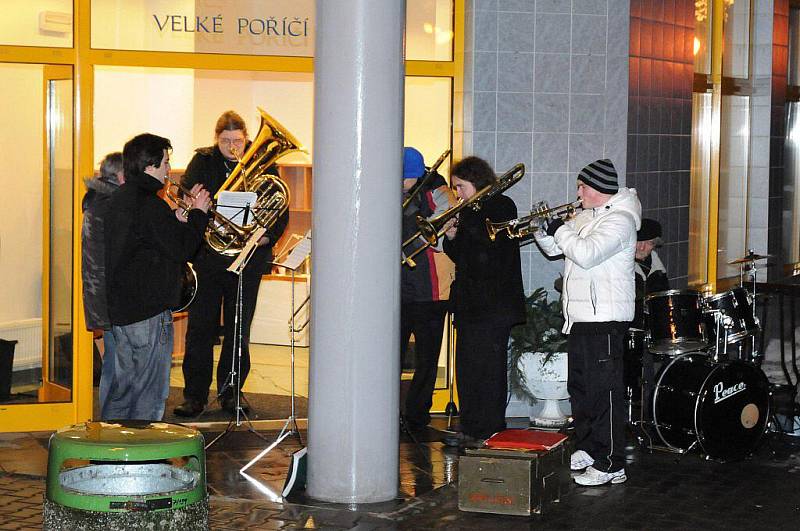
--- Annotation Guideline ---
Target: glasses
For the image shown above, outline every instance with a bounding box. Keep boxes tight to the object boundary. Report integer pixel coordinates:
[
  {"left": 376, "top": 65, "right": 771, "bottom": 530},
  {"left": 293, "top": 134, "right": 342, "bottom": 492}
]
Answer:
[{"left": 219, "top": 137, "right": 245, "bottom": 147}]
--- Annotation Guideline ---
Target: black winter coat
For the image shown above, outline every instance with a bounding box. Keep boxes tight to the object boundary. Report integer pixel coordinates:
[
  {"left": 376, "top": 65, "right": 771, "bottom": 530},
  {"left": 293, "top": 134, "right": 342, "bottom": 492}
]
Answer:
[
  {"left": 81, "top": 177, "right": 120, "bottom": 330},
  {"left": 181, "top": 145, "right": 289, "bottom": 279},
  {"left": 105, "top": 170, "right": 208, "bottom": 325},
  {"left": 443, "top": 194, "right": 526, "bottom": 327}
]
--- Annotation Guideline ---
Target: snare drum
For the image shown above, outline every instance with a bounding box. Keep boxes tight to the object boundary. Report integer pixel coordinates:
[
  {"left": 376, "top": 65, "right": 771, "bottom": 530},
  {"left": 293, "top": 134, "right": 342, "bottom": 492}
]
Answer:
[
  {"left": 652, "top": 352, "right": 770, "bottom": 460},
  {"left": 645, "top": 290, "right": 708, "bottom": 354},
  {"left": 703, "top": 287, "right": 760, "bottom": 344}
]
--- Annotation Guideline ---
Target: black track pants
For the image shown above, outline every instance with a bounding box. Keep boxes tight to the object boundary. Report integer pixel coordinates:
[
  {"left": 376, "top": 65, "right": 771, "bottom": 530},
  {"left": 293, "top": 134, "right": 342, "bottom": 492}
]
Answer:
[{"left": 568, "top": 321, "right": 629, "bottom": 473}]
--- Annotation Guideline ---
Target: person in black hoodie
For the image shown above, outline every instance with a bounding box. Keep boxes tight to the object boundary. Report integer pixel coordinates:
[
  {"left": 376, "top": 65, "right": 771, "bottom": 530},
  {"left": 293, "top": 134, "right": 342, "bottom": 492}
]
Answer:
[
  {"left": 442, "top": 156, "right": 526, "bottom": 446},
  {"left": 104, "top": 133, "right": 210, "bottom": 421},
  {"left": 174, "top": 111, "right": 289, "bottom": 417}
]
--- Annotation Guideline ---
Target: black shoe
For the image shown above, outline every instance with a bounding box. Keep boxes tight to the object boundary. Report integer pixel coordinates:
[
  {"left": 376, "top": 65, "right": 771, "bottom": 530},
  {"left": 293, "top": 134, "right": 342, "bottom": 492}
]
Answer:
[
  {"left": 443, "top": 432, "right": 484, "bottom": 449},
  {"left": 173, "top": 399, "right": 206, "bottom": 417},
  {"left": 221, "top": 396, "right": 250, "bottom": 415}
]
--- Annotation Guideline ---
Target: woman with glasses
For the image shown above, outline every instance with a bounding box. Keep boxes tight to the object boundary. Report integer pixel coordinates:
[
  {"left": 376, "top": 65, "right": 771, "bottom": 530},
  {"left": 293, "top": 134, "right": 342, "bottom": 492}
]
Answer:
[{"left": 174, "top": 110, "right": 289, "bottom": 418}]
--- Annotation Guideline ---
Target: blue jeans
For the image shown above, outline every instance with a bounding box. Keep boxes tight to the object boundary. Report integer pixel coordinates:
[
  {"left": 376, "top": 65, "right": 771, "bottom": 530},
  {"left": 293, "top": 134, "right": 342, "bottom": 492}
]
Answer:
[
  {"left": 98, "top": 330, "right": 116, "bottom": 420},
  {"left": 105, "top": 310, "right": 173, "bottom": 421}
]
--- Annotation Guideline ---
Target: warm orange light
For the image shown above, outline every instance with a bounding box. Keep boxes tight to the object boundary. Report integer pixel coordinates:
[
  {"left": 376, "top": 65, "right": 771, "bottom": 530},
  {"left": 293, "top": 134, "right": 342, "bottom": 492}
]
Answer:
[{"left": 693, "top": 37, "right": 701, "bottom": 56}]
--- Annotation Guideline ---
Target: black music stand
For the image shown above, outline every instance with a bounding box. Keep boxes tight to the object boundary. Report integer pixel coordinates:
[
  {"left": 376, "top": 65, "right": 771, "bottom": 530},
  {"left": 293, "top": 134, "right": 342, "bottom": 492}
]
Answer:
[
  {"left": 240, "top": 232, "right": 310, "bottom": 473},
  {"left": 204, "top": 224, "right": 269, "bottom": 449}
]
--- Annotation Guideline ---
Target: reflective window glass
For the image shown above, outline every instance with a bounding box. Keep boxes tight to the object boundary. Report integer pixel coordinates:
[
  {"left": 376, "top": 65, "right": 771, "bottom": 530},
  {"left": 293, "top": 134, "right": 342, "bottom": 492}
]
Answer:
[
  {"left": 717, "top": 94, "right": 751, "bottom": 281},
  {"left": 91, "top": 0, "right": 454, "bottom": 61},
  {"left": 406, "top": 0, "right": 454, "bottom": 61},
  {"left": 694, "top": 2, "right": 712, "bottom": 75},
  {"left": 0, "top": 63, "right": 74, "bottom": 405},
  {"left": 91, "top": 0, "right": 315, "bottom": 56},
  {"left": 722, "top": 0, "right": 751, "bottom": 79},
  {"left": 789, "top": 8, "right": 800, "bottom": 86},
  {"left": 0, "top": 1, "right": 73, "bottom": 48}
]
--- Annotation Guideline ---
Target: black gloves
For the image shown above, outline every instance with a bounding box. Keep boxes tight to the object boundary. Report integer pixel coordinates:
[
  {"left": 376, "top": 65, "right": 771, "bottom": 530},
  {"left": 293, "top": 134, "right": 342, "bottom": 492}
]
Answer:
[{"left": 545, "top": 218, "right": 564, "bottom": 237}]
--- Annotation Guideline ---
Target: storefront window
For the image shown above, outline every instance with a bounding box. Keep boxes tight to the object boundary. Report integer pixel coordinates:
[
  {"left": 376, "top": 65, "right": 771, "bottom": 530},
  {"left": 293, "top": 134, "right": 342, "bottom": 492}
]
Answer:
[
  {"left": 722, "top": 0, "right": 751, "bottom": 79},
  {"left": 0, "top": 1, "right": 73, "bottom": 48},
  {"left": 406, "top": 0, "right": 454, "bottom": 61},
  {"left": 694, "top": 1, "right": 712, "bottom": 75},
  {"left": 91, "top": 0, "right": 454, "bottom": 61},
  {"left": 717, "top": 94, "right": 751, "bottom": 280},
  {"left": 91, "top": 0, "right": 314, "bottom": 56},
  {"left": 404, "top": 76, "right": 453, "bottom": 179}
]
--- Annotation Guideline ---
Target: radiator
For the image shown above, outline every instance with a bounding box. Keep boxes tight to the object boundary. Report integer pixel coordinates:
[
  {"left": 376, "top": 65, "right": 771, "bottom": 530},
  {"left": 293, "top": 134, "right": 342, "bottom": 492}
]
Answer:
[{"left": 0, "top": 318, "right": 42, "bottom": 371}]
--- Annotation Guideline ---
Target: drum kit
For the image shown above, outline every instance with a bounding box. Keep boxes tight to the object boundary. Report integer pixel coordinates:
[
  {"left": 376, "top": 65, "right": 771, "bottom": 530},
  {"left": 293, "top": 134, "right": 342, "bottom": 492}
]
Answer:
[{"left": 626, "top": 251, "right": 773, "bottom": 461}]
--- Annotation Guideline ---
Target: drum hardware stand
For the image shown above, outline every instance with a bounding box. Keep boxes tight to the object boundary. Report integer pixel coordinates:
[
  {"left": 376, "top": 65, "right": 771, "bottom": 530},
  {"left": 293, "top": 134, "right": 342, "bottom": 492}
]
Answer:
[
  {"left": 206, "top": 226, "right": 270, "bottom": 450},
  {"left": 240, "top": 234, "right": 311, "bottom": 473},
  {"left": 444, "top": 314, "right": 459, "bottom": 429},
  {"left": 735, "top": 251, "right": 767, "bottom": 365},
  {"left": 707, "top": 308, "right": 731, "bottom": 362}
]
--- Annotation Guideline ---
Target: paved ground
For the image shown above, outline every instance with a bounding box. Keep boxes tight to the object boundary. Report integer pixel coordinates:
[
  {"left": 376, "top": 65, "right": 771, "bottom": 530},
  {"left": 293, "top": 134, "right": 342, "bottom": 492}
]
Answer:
[{"left": 2, "top": 419, "right": 800, "bottom": 530}]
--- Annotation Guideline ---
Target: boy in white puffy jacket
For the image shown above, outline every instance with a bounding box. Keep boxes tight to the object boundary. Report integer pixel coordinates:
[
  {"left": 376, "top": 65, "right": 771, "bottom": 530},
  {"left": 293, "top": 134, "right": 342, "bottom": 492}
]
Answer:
[{"left": 534, "top": 158, "right": 641, "bottom": 486}]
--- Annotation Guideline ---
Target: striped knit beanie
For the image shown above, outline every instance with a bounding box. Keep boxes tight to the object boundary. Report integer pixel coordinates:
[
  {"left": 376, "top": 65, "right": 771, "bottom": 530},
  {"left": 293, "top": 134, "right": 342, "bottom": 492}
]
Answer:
[{"left": 577, "top": 159, "right": 618, "bottom": 194}]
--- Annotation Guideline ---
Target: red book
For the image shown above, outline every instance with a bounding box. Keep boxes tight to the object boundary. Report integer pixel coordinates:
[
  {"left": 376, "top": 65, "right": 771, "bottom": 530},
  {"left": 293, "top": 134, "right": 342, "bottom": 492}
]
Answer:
[{"left": 484, "top": 429, "right": 568, "bottom": 451}]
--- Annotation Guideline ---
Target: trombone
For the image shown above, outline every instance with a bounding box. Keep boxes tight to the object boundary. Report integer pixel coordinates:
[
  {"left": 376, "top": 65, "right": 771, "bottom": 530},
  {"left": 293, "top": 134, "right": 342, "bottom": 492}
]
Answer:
[
  {"left": 401, "top": 163, "right": 525, "bottom": 268},
  {"left": 486, "top": 200, "right": 582, "bottom": 241},
  {"left": 402, "top": 148, "right": 451, "bottom": 210}
]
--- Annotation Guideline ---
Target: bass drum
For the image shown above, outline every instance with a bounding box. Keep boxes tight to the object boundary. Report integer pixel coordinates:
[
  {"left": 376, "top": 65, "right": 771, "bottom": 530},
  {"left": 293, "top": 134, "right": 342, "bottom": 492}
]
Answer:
[{"left": 652, "top": 352, "right": 770, "bottom": 460}]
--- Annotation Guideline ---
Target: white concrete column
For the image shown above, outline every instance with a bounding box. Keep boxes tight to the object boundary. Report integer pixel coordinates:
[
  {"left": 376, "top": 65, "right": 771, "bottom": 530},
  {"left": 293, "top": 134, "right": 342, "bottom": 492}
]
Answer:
[{"left": 306, "top": 0, "right": 405, "bottom": 503}]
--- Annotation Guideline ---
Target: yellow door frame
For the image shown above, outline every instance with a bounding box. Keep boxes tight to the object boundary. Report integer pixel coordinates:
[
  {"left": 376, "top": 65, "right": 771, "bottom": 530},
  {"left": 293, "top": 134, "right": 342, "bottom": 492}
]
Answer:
[{"left": 0, "top": 0, "right": 465, "bottom": 431}]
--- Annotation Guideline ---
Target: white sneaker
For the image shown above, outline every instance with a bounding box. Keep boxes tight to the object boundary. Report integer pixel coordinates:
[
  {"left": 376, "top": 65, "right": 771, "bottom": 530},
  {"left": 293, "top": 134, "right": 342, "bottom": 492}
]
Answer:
[
  {"left": 570, "top": 450, "right": 595, "bottom": 471},
  {"left": 573, "top": 466, "right": 627, "bottom": 486}
]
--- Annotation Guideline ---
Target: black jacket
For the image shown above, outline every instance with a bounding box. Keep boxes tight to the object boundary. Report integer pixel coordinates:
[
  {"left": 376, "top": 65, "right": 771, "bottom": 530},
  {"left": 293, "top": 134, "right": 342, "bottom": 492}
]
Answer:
[
  {"left": 181, "top": 145, "right": 289, "bottom": 279},
  {"left": 443, "top": 194, "right": 526, "bottom": 327},
  {"left": 82, "top": 176, "right": 120, "bottom": 330},
  {"left": 105, "top": 170, "right": 208, "bottom": 325}
]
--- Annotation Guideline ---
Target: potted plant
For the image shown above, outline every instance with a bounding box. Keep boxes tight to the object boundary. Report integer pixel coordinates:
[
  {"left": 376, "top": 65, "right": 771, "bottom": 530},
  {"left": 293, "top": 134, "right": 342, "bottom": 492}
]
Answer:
[{"left": 507, "top": 287, "right": 569, "bottom": 428}]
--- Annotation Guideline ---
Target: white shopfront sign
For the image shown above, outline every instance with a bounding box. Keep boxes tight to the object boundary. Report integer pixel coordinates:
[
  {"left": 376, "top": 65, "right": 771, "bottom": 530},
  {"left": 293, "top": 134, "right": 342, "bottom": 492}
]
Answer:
[{"left": 91, "top": 0, "right": 315, "bottom": 57}]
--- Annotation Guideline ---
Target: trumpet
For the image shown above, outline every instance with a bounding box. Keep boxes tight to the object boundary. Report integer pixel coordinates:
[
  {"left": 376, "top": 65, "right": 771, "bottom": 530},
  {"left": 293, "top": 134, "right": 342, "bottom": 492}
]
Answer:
[
  {"left": 402, "top": 163, "right": 525, "bottom": 267},
  {"left": 164, "top": 177, "right": 250, "bottom": 246},
  {"left": 486, "top": 200, "right": 582, "bottom": 241}
]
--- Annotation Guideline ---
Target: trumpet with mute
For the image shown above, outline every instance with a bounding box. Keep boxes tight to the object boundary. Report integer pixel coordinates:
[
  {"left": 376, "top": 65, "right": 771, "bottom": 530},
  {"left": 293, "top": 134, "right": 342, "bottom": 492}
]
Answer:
[
  {"left": 401, "top": 162, "right": 525, "bottom": 268},
  {"left": 486, "top": 200, "right": 582, "bottom": 241}
]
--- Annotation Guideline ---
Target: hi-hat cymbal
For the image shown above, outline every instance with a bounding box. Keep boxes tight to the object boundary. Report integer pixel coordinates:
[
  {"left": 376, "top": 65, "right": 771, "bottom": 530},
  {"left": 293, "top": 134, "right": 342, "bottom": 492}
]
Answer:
[{"left": 728, "top": 251, "right": 772, "bottom": 265}]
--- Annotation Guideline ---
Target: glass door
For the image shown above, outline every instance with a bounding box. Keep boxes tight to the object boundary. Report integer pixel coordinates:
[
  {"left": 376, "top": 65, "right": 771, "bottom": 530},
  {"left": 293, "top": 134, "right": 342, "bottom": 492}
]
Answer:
[
  {"left": 42, "top": 67, "right": 74, "bottom": 402},
  {"left": 0, "top": 63, "right": 75, "bottom": 425}
]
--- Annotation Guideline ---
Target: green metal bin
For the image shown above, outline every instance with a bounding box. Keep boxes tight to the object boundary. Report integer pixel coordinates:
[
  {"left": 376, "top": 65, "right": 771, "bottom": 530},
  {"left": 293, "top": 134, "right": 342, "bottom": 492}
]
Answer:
[{"left": 43, "top": 420, "right": 208, "bottom": 530}]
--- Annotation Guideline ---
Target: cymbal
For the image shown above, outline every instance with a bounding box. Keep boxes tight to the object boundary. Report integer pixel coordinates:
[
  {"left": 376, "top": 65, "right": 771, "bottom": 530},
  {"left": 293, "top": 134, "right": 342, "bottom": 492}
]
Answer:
[{"left": 728, "top": 252, "right": 772, "bottom": 265}]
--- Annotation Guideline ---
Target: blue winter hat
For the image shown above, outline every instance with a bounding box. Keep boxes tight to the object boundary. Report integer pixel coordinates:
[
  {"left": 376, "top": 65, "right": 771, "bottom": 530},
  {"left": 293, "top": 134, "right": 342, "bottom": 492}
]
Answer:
[{"left": 403, "top": 147, "right": 426, "bottom": 179}]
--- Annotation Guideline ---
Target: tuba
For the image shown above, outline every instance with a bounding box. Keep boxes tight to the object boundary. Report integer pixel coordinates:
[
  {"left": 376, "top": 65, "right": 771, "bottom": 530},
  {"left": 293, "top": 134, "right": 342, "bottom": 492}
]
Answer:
[{"left": 206, "top": 107, "right": 306, "bottom": 256}]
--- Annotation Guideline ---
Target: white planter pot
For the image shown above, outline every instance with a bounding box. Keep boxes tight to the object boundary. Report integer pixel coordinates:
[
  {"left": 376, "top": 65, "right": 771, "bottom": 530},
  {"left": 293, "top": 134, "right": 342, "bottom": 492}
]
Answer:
[{"left": 518, "top": 351, "right": 569, "bottom": 428}]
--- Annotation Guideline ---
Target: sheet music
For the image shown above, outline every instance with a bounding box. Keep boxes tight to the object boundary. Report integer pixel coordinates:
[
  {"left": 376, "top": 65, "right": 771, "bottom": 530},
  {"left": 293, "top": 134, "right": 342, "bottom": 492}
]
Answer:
[
  {"left": 278, "top": 231, "right": 311, "bottom": 271},
  {"left": 217, "top": 191, "right": 258, "bottom": 225}
]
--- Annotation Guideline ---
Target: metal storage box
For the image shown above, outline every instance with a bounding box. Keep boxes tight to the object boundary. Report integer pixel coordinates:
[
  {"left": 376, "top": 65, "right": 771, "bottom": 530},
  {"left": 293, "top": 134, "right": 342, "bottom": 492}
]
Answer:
[{"left": 458, "top": 445, "right": 569, "bottom": 516}]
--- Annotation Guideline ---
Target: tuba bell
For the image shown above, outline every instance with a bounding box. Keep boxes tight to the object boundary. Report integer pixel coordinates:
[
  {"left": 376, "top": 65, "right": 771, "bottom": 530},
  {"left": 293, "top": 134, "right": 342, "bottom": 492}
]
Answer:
[{"left": 205, "top": 107, "right": 306, "bottom": 256}]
